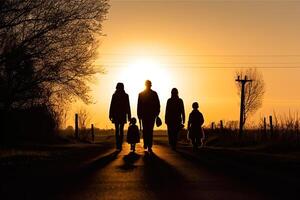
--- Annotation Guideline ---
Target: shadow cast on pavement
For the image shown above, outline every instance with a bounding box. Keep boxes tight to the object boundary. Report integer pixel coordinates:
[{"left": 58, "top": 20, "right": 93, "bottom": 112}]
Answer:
[
  {"left": 118, "top": 152, "right": 141, "bottom": 170},
  {"left": 142, "top": 151, "right": 193, "bottom": 200},
  {"left": 175, "top": 146, "right": 300, "bottom": 200}
]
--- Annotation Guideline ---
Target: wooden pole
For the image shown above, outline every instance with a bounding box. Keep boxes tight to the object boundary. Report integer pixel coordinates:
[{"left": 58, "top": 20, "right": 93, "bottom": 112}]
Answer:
[
  {"left": 75, "top": 113, "right": 79, "bottom": 139},
  {"left": 220, "top": 120, "right": 224, "bottom": 132},
  {"left": 211, "top": 122, "right": 214, "bottom": 130},
  {"left": 263, "top": 117, "right": 267, "bottom": 138},
  {"left": 236, "top": 75, "right": 253, "bottom": 138},
  {"left": 91, "top": 124, "right": 94, "bottom": 142},
  {"left": 269, "top": 115, "right": 273, "bottom": 138}
]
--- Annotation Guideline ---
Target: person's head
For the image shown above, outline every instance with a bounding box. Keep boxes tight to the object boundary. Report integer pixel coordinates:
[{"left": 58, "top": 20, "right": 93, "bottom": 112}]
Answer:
[
  {"left": 171, "top": 88, "right": 178, "bottom": 98},
  {"left": 116, "top": 82, "right": 124, "bottom": 91},
  {"left": 145, "top": 80, "right": 152, "bottom": 90},
  {"left": 192, "top": 102, "right": 199, "bottom": 110},
  {"left": 130, "top": 117, "right": 137, "bottom": 125}
]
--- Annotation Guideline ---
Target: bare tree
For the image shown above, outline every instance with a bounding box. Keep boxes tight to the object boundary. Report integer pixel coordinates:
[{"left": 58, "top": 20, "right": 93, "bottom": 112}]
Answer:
[
  {"left": 0, "top": 0, "right": 110, "bottom": 111},
  {"left": 78, "top": 107, "right": 91, "bottom": 129},
  {"left": 235, "top": 68, "right": 265, "bottom": 125}
]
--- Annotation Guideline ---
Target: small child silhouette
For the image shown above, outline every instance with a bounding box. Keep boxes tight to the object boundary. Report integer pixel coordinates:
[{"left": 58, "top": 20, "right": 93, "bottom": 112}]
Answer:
[
  {"left": 127, "top": 117, "right": 140, "bottom": 152},
  {"left": 188, "top": 102, "right": 205, "bottom": 151}
]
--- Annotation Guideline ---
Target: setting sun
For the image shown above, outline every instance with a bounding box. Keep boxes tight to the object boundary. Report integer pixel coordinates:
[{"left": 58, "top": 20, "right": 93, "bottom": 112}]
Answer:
[{"left": 117, "top": 56, "right": 173, "bottom": 104}]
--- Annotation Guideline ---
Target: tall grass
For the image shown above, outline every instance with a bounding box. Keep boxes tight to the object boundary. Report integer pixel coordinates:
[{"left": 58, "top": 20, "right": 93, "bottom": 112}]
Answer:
[{"left": 204, "top": 111, "right": 300, "bottom": 148}]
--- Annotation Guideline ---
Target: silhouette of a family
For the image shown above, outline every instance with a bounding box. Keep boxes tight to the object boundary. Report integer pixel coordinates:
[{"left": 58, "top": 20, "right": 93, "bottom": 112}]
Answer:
[{"left": 109, "top": 80, "right": 205, "bottom": 152}]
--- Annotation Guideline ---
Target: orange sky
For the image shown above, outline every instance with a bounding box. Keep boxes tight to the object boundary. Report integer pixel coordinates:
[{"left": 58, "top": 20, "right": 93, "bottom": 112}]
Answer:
[{"left": 68, "top": 0, "right": 300, "bottom": 129}]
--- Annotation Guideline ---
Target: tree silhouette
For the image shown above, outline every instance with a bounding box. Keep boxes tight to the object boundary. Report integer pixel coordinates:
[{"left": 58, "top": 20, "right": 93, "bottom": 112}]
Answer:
[
  {"left": 78, "top": 107, "right": 91, "bottom": 129},
  {"left": 235, "top": 68, "right": 265, "bottom": 126},
  {"left": 0, "top": 0, "right": 109, "bottom": 111}
]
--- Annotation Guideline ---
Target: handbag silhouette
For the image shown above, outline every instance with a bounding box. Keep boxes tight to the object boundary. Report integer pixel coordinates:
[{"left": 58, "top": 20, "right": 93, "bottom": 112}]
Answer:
[{"left": 156, "top": 116, "right": 162, "bottom": 127}]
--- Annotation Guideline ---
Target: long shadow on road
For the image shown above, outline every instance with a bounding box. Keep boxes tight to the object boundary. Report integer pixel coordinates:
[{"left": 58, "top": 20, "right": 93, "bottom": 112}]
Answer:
[
  {"left": 118, "top": 152, "right": 141, "bottom": 170},
  {"left": 175, "top": 145, "right": 300, "bottom": 200},
  {"left": 142, "top": 151, "right": 193, "bottom": 200}
]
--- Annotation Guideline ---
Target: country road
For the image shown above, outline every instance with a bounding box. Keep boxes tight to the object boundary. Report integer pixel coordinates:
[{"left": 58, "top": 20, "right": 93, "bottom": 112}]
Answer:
[{"left": 2, "top": 140, "right": 298, "bottom": 200}]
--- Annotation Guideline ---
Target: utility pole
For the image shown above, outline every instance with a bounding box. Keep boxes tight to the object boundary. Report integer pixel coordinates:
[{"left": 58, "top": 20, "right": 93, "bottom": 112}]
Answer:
[{"left": 236, "top": 75, "right": 252, "bottom": 137}]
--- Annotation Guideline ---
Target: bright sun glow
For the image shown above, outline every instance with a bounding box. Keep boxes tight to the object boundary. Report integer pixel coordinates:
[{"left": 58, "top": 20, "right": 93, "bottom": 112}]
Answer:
[{"left": 117, "top": 57, "right": 173, "bottom": 109}]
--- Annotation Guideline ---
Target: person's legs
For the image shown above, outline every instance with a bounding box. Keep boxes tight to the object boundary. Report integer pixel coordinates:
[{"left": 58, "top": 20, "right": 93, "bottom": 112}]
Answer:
[
  {"left": 172, "top": 128, "right": 179, "bottom": 150},
  {"left": 190, "top": 130, "right": 197, "bottom": 151},
  {"left": 142, "top": 118, "right": 155, "bottom": 151},
  {"left": 142, "top": 120, "right": 148, "bottom": 149},
  {"left": 147, "top": 120, "right": 155, "bottom": 150},
  {"left": 195, "top": 134, "right": 200, "bottom": 149},
  {"left": 130, "top": 144, "right": 134, "bottom": 151},
  {"left": 119, "top": 123, "right": 124, "bottom": 150},
  {"left": 168, "top": 125, "right": 178, "bottom": 149},
  {"left": 115, "top": 123, "right": 120, "bottom": 149},
  {"left": 167, "top": 127, "right": 173, "bottom": 146}
]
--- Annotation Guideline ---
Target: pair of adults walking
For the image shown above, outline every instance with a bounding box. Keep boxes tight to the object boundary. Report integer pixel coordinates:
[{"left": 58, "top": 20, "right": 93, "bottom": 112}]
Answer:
[{"left": 109, "top": 80, "right": 184, "bottom": 151}]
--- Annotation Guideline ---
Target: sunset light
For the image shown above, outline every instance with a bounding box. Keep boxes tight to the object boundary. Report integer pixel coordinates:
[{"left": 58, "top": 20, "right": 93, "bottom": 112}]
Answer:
[
  {"left": 2, "top": 1, "right": 300, "bottom": 199},
  {"left": 117, "top": 56, "right": 173, "bottom": 105}
]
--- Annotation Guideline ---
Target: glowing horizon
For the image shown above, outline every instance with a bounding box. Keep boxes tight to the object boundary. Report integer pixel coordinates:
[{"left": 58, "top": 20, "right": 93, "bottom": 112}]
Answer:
[{"left": 66, "top": 0, "right": 300, "bottom": 129}]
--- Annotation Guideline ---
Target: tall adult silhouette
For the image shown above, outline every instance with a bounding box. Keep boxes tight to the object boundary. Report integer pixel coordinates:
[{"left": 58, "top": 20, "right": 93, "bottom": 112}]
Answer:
[
  {"left": 109, "top": 83, "right": 131, "bottom": 150},
  {"left": 137, "top": 80, "right": 160, "bottom": 152},
  {"left": 165, "top": 88, "right": 185, "bottom": 150}
]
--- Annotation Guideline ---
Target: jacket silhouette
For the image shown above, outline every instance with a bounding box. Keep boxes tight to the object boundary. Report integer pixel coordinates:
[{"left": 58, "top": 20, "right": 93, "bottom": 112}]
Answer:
[
  {"left": 138, "top": 91, "right": 160, "bottom": 120},
  {"left": 137, "top": 80, "right": 160, "bottom": 151},
  {"left": 109, "top": 90, "right": 131, "bottom": 124}
]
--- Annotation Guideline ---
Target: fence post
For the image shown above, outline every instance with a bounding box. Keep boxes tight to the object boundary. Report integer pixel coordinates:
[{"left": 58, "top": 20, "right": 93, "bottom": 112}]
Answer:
[
  {"left": 91, "top": 124, "right": 94, "bottom": 142},
  {"left": 269, "top": 115, "right": 273, "bottom": 138},
  {"left": 75, "top": 113, "right": 79, "bottom": 139},
  {"left": 296, "top": 122, "right": 299, "bottom": 145},
  {"left": 263, "top": 117, "right": 267, "bottom": 139},
  {"left": 211, "top": 122, "right": 214, "bottom": 130},
  {"left": 220, "top": 120, "right": 224, "bottom": 132}
]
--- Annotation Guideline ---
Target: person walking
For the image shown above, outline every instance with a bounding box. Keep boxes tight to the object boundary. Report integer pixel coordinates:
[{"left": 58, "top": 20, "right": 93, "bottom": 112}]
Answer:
[
  {"left": 137, "top": 80, "right": 160, "bottom": 152},
  {"left": 165, "top": 88, "right": 185, "bottom": 150},
  {"left": 188, "top": 102, "right": 204, "bottom": 151},
  {"left": 109, "top": 82, "right": 131, "bottom": 150},
  {"left": 127, "top": 117, "right": 140, "bottom": 153}
]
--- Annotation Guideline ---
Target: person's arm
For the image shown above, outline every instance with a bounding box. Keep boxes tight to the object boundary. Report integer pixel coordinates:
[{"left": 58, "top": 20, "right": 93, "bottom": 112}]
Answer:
[
  {"left": 165, "top": 99, "right": 169, "bottom": 124},
  {"left": 137, "top": 93, "right": 142, "bottom": 120},
  {"left": 181, "top": 99, "right": 185, "bottom": 125},
  {"left": 188, "top": 113, "right": 191, "bottom": 130},
  {"left": 200, "top": 113, "right": 204, "bottom": 126},
  {"left": 155, "top": 92, "right": 160, "bottom": 117},
  {"left": 126, "top": 94, "right": 131, "bottom": 121},
  {"left": 109, "top": 95, "right": 114, "bottom": 122}
]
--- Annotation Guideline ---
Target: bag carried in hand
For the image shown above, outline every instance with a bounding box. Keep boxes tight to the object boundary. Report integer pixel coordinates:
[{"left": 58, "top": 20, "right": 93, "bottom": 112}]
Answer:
[{"left": 156, "top": 116, "right": 162, "bottom": 127}]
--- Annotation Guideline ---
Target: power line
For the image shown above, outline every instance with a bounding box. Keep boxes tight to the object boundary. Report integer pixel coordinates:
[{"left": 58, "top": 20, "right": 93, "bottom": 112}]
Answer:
[
  {"left": 100, "top": 62, "right": 300, "bottom": 65},
  {"left": 97, "top": 64, "right": 300, "bottom": 69},
  {"left": 99, "top": 53, "right": 300, "bottom": 57}
]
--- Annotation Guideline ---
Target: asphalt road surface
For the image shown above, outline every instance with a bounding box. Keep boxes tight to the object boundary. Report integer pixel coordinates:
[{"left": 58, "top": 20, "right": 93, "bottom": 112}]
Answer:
[
  {"left": 22, "top": 141, "right": 276, "bottom": 200},
  {"left": 5, "top": 140, "right": 299, "bottom": 200}
]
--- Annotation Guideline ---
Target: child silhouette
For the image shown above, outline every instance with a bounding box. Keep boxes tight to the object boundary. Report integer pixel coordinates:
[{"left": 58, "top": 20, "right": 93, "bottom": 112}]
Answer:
[
  {"left": 127, "top": 117, "right": 140, "bottom": 152},
  {"left": 188, "top": 102, "right": 205, "bottom": 151}
]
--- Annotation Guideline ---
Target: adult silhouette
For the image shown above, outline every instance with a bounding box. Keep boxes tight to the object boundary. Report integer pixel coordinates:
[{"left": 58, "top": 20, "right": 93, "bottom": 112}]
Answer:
[
  {"left": 165, "top": 88, "right": 185, "bottom": 150},
  {"left": 109, "top": 83, "right": 131, "bottom": 150},
  {"left": 137, "top": 80, "right": 160, "bottom": 152}
]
